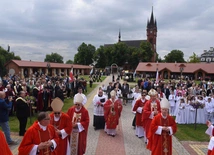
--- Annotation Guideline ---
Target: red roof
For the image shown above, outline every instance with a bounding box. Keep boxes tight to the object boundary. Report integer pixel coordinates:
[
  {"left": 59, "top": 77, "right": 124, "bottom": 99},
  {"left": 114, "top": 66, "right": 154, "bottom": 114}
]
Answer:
[
  {"left": 136, "top": 62, "right": 214, "bottom": 74},
  {"left": 6, "top": 60, "right": 92, "bottom": 69}
]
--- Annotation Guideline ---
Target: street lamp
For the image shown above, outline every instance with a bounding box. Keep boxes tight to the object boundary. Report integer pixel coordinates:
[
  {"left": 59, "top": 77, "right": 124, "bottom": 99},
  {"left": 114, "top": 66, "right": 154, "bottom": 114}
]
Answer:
[{"left": 180, "top": 67, "right": 184, "bottom": 84}]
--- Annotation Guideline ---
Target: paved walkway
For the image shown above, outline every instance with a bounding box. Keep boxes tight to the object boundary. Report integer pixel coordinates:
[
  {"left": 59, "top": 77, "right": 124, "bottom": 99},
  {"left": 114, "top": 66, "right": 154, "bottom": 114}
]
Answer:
[{"left": 10, "top": 75, "right": 208, "bottom": 155}]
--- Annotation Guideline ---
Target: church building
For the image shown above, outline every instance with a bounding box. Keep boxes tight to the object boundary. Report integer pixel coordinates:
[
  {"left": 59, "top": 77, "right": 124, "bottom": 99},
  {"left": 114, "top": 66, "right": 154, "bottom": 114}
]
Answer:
[{"left": 104, "top": 8, "right": 157, "bottom": 62}]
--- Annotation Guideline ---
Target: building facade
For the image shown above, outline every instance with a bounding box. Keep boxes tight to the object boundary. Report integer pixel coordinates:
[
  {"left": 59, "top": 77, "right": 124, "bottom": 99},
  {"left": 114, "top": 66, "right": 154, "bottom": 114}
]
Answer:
[
  {"left": 5, "top": 60, "right": 92, "bottom": 79},
  {"left": 136, "top": 62, "right": 214, "bottom": 80},
  {"left": 200, "top": 47, "right": 214, "bottom": 63}
]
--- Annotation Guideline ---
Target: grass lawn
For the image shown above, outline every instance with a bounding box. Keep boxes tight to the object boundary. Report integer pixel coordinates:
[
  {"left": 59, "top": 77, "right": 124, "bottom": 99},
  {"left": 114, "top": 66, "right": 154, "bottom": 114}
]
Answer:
[{"left": 174, "top": 124, "right": 209, "bottom": 142}]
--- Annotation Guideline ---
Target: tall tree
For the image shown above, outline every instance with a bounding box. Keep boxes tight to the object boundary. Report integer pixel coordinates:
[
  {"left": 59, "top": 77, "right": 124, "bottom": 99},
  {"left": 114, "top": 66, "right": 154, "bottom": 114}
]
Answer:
[
  {"left": 0, "top": 46, "right": 21, "bottom": 76},
  {"left": 74, "top": 42, "right": 95, "bottom": 65},
  {"left": 94, "top": 46, "right": 106, "bottom": 68},
  {"left": 66, "top": 59, "right": 73, "bottom": 64},
  {"left": 44, "top": 52, "right": 63, "bottom": 63},
  {"left": 103, "top": 46, "right": 114, "bottom": 66},
  {"left": 112, "top": 42, "right": 129, "bottom": 66},
  {"left": 189, "top": 52, "right": 200, "bottom": 63},
  {"left": 128, "top": 47, "right": 142, "bottom": 70},
  {"left": 140, "top": 42, "right": 154, "bottom": 62},
  {"left": 164, "top": 50, "right": 185, "bottom": 62}
]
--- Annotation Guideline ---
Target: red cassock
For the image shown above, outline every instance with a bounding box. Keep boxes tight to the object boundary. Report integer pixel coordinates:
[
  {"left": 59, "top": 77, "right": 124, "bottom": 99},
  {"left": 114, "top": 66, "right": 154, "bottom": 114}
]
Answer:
[
  {"left": 37, "top": 87, "right": 44, "bottom": 111},
  {"left": 18, "top": 122, "right": 59, "bottom": 155},
  {"left": 67, "top": 106, "right": 89, "bottom": 155},
  {"left": 147, "top": 113, "right": 177, "bottom": 155},
  {"left": 133, "top": 99, "right": 147, "bottom": 126},
  {"left": 142, "top": 99, "right": 161, "bottom": 139},
  {"left": 104, "top": 99, "right": 123, "bottom": 129},
  {"left": 50, "top": 112, "right": 72, "bottom": 155},
  {"left": 208, "top": 149, "right": 214, "bottom": 155},
  {"left": 208, "top": 128, "right": 214, "bottom": 155},
  {"left": 0, "top": 131, "right": 13, "bottom": 155}
]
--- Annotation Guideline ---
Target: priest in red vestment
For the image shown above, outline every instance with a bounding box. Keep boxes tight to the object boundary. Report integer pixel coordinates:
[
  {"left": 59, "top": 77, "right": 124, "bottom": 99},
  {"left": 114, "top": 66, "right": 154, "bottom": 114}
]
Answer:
[
  {"left": 147, "top": 98, "right": 177, "bottom": 155},
  {"left": 67, "top": 94, "right": 89, "bottom": 155},
  {"left": 50, "top": 98, "right": 72, "bottom": 155},
  {"left": 104, "top": 90, "right": 123, "bottom": 137},
  {"left": 132, "top": 91, "right": 148, "bottom": 138},
  {"left": 142, "top": 89, "right": 161, "bottom": 144},
  {"left": 18, "top": 112, "right": 59, "bottom": 155},
  {"left": 0, "top": 131, "right": 12, "bottom": 155}
]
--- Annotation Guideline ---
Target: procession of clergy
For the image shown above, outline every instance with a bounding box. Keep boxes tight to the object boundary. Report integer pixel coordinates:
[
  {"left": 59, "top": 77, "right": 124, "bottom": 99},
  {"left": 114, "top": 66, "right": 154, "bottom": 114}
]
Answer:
[{"left": 2, "top": 78, "right": 214, "bottom": 155}]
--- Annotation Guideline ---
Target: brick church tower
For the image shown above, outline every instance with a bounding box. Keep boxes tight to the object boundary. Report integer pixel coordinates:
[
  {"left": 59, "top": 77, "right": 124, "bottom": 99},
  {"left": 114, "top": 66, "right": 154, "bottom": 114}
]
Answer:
[{"left": 147, "top": 7, "right": 157, "bottom": 62}]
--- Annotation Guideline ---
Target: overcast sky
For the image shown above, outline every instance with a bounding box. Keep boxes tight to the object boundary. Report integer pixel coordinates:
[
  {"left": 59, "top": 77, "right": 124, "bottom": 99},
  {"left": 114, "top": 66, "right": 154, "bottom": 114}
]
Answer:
[{"left": 0, "top": 0, "right": 213, "bottom": 62}]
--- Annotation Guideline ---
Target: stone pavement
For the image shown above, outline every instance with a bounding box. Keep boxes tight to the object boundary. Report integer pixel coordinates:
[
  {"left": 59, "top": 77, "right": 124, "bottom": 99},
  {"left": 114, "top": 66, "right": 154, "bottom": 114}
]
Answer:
[{"left": 10, "top": 75, "right": 208, "bottom": 155}]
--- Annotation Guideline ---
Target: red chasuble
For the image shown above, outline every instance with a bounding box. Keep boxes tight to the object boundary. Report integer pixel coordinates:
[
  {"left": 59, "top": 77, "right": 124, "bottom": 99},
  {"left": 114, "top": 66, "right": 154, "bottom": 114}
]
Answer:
[
  {"left": 50, "top": 112, "right": 72, "bottom": 155},
  {"left": 104, "top": 99, "right": 123, "bottom": 129},
  {"left": 142, "top": 99, "right": 161, "bottom": 138},
  {"left": 0, "top": 131, "right": 12, "bottom": 155},
  {"left": 147, "top": 114, "right": 177, "bottom": 155},
  {"left": 133, "top": 99, "right": 147, "bottom": 126},
  {"left": 18, "top": 122, "right": 59, "bottom": 155},
  {"left": 67, "top": 106, "right": 89, "bottom": 155}
]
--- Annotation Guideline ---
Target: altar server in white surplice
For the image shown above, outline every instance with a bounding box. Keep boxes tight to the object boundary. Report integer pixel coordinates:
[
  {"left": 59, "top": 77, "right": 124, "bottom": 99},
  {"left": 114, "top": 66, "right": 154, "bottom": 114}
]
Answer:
[
  {"left": 168, "top": 91, "right": 177, "bottom": 116},
  {"left": 175, "top": 98, "right": 187, "bottom": 124},
  {"left": 186, "top": 95, "right": 196, "bottom": 124},
  {"left": 174, "top": 92, "right": 182, "bottom": 116},
  {"left": 205, "top": 97, "right": 214, "bottom": 124}
]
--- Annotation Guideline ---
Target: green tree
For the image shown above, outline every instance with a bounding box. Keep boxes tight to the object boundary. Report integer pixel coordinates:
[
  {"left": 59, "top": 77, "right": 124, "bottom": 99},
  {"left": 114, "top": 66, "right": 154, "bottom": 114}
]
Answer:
[
  {"left": 93, "top": 46, "right": 106, "bottom": 68},
  {"left": 112, "top": 42, "right": 129, "bottom": 66},
  {"left": 66, "top": 59, "right": 73, "bottom": 64},
  {"left": 164, "top": 50, "right": 185, "bottom": 62},
  {"left": 189, "top": 52, "right": 200, "bottom": 63},
  {"left": 103, "top": 46, "right": 113, "bottom": 66},
  {"left": 140, "top": 41, "right": 154, "bottom": 62},
  {"left": 128, "top": 47, "right": 142, "bottom": 70},
  {"left": 0, "top": 46, "right": 21, "bottom": 76},
  {"left": 44, "top": 52, "right": 63, "bottom": 63},
  {"left": 74, "top": 42, "right": 95, "bottom": 65},
  {"left": 93, "top": 41, "right": 155, "bottom": 69},
  {"left": 156, "top": 53, "right": 163, "bottom": 62}
]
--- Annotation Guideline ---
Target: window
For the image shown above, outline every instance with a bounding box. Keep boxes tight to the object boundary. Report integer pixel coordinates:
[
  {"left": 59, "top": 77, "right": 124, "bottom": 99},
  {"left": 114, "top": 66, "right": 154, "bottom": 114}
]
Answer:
[{"left": 201, "top": 58, "right": 205, "bottom": 61}]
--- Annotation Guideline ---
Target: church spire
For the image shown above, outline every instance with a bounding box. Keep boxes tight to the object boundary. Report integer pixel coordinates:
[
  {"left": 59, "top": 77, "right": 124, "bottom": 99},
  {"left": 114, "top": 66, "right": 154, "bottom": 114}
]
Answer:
[
  {"left": 118, "top": 29, "right": 121, "bottom": 42},
  {"left": 146, "top": 6, "right": 157, "bottom": 62},
  {"left": 147, "top": 6, "right": 156, "bottom": 28},
  {"left": 150, "top": 6, "right": 155, "bottom": 24}
]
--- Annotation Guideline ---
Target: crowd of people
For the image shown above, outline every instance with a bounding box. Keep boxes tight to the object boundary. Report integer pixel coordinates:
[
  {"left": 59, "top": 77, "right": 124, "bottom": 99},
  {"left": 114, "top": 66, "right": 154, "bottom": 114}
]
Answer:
[
  {"left": 135, "top": 78, "right": 214, "bottom": 124},
  {"left": 97, "top": 76, "right": 177, "bottom": 154},
  {"left": 0, "top": 74, "right": 88, "bottom": 108},
  {"left": 1, "top": 72, "right": 214, "bottom": 154},
  {"left": 100, "top": 76, "right": 214, "bottom": 154},
  {"left": 0, "top": 73, "right": 90, "bottom": 155}
]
